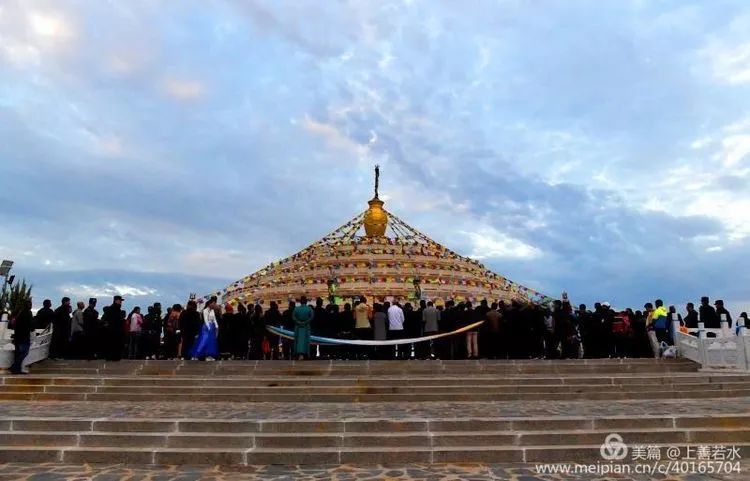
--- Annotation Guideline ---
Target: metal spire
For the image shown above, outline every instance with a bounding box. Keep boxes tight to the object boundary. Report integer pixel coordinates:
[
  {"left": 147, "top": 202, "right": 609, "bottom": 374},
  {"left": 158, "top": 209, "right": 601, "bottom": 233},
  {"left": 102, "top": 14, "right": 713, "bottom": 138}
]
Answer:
[{"left": 374, "top": 164, "right": 380, "bottom": 199}]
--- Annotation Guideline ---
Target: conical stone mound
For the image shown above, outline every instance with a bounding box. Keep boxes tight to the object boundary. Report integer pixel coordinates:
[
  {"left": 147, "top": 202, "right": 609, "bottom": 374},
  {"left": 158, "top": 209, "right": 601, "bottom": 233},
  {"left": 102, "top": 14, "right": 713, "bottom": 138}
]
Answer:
[{"left": 219, "top": 168, "right": 549, "bottom": 306}]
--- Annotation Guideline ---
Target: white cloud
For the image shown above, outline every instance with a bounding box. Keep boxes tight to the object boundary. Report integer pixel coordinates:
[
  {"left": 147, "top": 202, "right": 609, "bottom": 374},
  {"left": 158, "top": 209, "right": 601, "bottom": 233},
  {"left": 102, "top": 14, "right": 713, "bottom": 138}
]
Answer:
[
  {"left": 0, "top": 6, "right": 76, "bottom": 68},
  {"left": 699, "top": 13, "right": 750, "bottom": 85},
  {"left": 1, "top": 43, "right": 41, "bottom": 67},
  {"left": 59, "top": 282, "right": 158, "bottom": 298},
  {"left": 709, "top": 41, "right": 750, "bottom": 85},
  {"left": 461, "top": 227, "right": 541, "bottom": 260},
  {"left": 301, "top": 116, "right": 369, "bottom": 158},
  {"left": 690, "top": 137, "right": 712, "bottom": 150},
  {"left": 721, "top": 134, "right": 750, "bottom": 167},
  {"left": 29, "top": 12, "right": 73, "bottom": 39}
]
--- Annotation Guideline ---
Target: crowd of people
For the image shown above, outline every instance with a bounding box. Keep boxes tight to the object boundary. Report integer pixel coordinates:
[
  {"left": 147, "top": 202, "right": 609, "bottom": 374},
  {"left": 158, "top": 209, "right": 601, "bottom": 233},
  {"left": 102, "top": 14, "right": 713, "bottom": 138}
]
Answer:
[{"left": 5, "top": 292, "right": 749, "bottom": 373}]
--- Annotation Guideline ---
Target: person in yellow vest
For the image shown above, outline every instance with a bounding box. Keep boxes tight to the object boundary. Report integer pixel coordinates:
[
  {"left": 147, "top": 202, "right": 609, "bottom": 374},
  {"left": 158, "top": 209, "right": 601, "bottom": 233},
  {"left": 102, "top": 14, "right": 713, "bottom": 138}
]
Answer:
[
  {"left": 353, "top": 296, "right": 372, "bottom": 359},
  {"left": 652, "top": 299, "right": 669, "bottom": 344},
  {"left": 644, "top": 303, "right": 657, "bottom": 359},
  {"left": 646, "top": 299, "right": 668, "bottom": 358}
]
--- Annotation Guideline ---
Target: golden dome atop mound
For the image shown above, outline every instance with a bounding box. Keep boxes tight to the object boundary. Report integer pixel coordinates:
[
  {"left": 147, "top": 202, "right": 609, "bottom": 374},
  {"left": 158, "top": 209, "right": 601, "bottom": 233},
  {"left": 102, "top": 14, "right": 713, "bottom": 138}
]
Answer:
[
  {"left": 363, "top": 166, "right": 388, "bottom": 237},
  {"left": 216, "top": 167, "right": 549, "bottom": 306},
  {"left": 364, "top": 198, "right": 388, "bottom": 237}
]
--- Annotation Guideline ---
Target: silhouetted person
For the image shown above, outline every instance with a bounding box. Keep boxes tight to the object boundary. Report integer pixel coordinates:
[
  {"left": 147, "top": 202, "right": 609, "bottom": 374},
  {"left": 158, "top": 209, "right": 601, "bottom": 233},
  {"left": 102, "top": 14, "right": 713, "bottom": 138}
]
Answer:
[
  {"left": 324, "top": 303, "right": 341, "bottom": 359},
  {"left": 506, "top": 301, "right": 525, "bottom": 359},
  {"left": 34, "top": 300, "right": 54, "bottom": 331},
  {"left": 699, "top": 296, "right": 719, "bottom": 329},
  {"left": 82, "top": 298, "right": 99, "bottom": 359},
  {"left": 556, "top": 301, "right": 579, "bottom": 359},
  {"left": 179, "top": 300, "right": 201, "bottom": 360},
  {"left": 630, "top": 310, "right": 650, "bottom": 357},
  {"left": 219, "top": 303, "right": 234, "bottom": 357},
  {"left": 235, "top": 302, "right": 253, "bottom": 360},
  {"left": 338, "top": 302, "right": 355, "bottom": 360},
  {"left": 102, "top": 295, "right": 125, "bottom": 361},
  {"left": 528, "top": 304, "right": 546, "bottom": 359},
  {"left": 264, "top": 301, "right": 283, "bottom": 360},
  {"left": 437, "top": 300, "right": 456, "bottom": 359},
  {"left": 684, "top": 303, "right": 698, "bottom": 329},
  {"left": 714, "top": 300, "right": 732, "bottom": 328},
  {"left": 164, "top": 304, "right": 182, "bottom": 359},
  {"left": 141, "top": 306, "right": 156, "bottom": 359},
  {"left": 467, "top": 300, "right": 488, "bottom": 359},
  {"left": 738, "top": 312, "right": 749, "bottom": 335},
  {"left": 50, "top": 297, "right": 72, "bottom": 359},
  {"left": 280, "top": 301, "right": 296, "bottom": 360},
  {"left": 10, "top": 299, "right": 34, "bottom": 374},
  {"left": 152, "top": 303, "right": 164, "bottom": 358},
  {"left": 250, "top": 304, "right": 266, "bottom": 360},
  {"left": 577, "top": 304, "right": 595, "bottom": 358},
  {"left": 403, "top": 302, "right": 420, "bottom": 359}
]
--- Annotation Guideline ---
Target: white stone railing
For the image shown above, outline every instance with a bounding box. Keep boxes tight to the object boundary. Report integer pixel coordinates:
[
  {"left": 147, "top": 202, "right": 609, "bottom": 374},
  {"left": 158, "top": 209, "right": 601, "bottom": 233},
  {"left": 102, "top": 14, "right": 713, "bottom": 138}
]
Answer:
[
  {"left": 672, "top": 319, "right": 750, "bottom": 370},
  {"left": 0, "top": 319, "right": 53, "bottom": 371}
]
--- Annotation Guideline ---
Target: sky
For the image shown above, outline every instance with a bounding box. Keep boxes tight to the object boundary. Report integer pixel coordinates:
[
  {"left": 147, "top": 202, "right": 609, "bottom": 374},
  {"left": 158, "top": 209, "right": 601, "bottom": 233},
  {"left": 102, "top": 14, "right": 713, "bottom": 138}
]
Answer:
[{"left": 1, "top": 0, "right": 749, "bottom": 315}]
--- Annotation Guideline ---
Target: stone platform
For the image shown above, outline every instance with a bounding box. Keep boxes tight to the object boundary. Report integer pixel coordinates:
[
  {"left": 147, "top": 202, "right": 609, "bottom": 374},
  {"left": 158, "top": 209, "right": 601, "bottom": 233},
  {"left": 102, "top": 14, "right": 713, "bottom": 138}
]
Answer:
[
  {"left": 0, "top": 462, "right": 747, "bottom": 481},
  {"left": 0, "top": 359, "right": 748, "bottom": 479}
]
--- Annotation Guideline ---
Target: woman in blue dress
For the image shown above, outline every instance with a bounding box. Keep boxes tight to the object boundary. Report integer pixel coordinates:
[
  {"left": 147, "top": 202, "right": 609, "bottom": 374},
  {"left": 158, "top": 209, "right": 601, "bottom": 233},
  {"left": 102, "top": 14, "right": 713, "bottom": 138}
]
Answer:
[
  {"left": 191, "top": 296, "right": 220, "bottom": 360},
  {"left": 293, "top": 296, "right": 314, "bottom": 360}
]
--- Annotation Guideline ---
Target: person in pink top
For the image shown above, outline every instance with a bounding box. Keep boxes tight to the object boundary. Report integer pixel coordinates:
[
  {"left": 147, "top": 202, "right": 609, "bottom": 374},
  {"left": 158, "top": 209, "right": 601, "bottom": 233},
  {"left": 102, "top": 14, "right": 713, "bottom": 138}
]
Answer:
[{"left": 127, "top": 306, "right": 144, "bottom": 359}]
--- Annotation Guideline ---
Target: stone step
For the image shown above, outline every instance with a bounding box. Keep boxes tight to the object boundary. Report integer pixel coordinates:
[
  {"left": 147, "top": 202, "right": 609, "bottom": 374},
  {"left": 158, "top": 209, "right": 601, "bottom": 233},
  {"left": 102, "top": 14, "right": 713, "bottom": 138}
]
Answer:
[
  {"left": 26, "top": 363, "right": 700, "bottom": 374},
  {"left": 3, "top": 381, "right": 750, "bottom": 396},
  {"left": 1, "top": 387, "right": 748, "bottom": 402},
  {"left": 23, "top": 359, "right": 700, "bottom": 376},
  {"left": 33, "top": 359, "right": 698, "bottom": 368},
  {"left": 5, "top": 415, "right": 750, "bottom": 433},
  {"left": 5, "top": 374, "right": 744, "bottom": 389},
  {"left": 41, "top": 357, "right": 695, "bottom": 363},
  {"left": 2, "top": 427, "right": 748, "bottom": 449},
  {"left": 1, "top": 444, "right": 747, "bottom": 465}
]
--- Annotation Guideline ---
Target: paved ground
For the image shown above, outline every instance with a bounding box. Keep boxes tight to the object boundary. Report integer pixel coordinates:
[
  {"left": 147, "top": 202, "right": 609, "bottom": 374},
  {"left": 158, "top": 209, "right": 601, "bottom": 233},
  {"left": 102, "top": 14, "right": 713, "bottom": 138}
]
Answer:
[
  {"left": 1, "top": 397, "right": 749, "bottom": 420},
  {"left": 0, "top": 463, "right": 747, "bottom": 481}
]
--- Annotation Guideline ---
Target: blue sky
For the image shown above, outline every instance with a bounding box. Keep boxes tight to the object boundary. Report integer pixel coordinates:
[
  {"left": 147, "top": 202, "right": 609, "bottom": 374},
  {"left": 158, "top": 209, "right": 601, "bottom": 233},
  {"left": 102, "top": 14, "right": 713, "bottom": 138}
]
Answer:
[{"left": 1, "top": 0, "right": 749, "bottom": 314}]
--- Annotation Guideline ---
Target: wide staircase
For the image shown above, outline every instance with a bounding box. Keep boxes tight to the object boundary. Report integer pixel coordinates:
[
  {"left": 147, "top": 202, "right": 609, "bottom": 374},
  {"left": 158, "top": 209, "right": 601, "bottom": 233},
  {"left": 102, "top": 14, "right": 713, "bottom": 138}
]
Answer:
[{"left": 0, "top": 358, "right": 749, "bottom": 466}]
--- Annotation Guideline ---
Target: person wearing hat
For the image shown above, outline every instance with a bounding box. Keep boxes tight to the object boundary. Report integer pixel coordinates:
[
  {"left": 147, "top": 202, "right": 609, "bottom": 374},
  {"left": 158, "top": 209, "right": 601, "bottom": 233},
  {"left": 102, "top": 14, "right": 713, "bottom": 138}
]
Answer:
[{"left": 102, "top": 295, "right": 125, "bottom": 361}]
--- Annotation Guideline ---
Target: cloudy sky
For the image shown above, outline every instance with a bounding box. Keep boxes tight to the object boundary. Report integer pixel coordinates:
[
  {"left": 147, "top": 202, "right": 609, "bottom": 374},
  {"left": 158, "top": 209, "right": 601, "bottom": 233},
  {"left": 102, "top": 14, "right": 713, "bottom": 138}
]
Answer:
[{"left": 1, "top": 0, "right": 749, "bottom": 313}]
